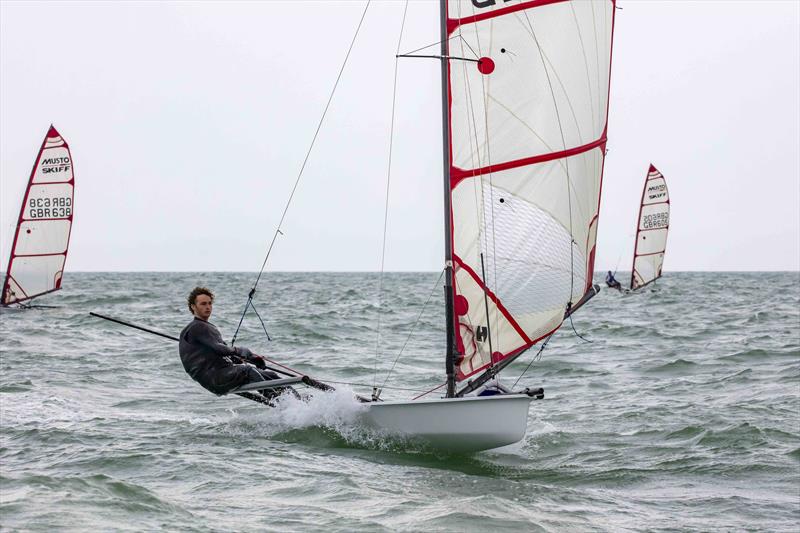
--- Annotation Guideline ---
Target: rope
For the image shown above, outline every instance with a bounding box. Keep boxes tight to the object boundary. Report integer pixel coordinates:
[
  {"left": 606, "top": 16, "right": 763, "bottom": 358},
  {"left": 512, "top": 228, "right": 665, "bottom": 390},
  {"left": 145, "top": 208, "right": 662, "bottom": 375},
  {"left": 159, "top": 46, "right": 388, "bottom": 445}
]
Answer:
[
  {"left": 412, "top": 382, "right": 446, "bottom": 400},
  {"left": 324, "top": 380, "right": 431, "bottom": 394},
  {"left": 568, "top": 312, "right": 592, "bottom": 343},
  {"left": 379, "top": 268, "right": 445, "bottom": 390},
  {"left": 248, "top": 301, "right": 272, "bottom": 341},
  {"left": 373, "top": 0, "right": 409, "bottom": 389},
  {"left": 511, "top": 334, "right": 552, "bottom": 389},
  {"left": 399, "top": 34, "right": 461, "bottom": 57},
  {"left": 231, "top": 0, "right": 373, "bottom": 345}
]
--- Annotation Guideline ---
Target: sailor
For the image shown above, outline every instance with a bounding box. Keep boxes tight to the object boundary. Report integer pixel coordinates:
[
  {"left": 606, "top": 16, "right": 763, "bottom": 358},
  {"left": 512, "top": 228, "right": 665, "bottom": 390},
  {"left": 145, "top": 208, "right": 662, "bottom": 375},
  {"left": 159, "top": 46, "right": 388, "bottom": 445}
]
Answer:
[
  {"left": 179, "top": 286, "right": 283, "bottom": 400},
  {"left": 605, "top": 270, "right": 622, "bottom": 290}
]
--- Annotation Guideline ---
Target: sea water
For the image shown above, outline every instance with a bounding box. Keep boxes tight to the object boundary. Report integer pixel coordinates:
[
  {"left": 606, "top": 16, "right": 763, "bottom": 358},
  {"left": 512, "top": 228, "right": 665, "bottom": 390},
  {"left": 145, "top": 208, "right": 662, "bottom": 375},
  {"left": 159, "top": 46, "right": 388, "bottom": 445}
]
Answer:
[{"left": 1, "top": 272, "right": 798, "bottom": 531}]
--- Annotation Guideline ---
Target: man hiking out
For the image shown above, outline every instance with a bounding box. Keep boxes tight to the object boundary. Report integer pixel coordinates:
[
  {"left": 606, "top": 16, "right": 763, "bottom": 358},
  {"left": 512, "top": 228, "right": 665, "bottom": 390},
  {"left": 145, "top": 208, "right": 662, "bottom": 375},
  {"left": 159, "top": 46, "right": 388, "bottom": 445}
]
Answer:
[
  {"left": 179, "top": 286, "right": 286, "bottom": 403},
  {"left": 605, "top": 270, "right": 622, "bottom": 291}
]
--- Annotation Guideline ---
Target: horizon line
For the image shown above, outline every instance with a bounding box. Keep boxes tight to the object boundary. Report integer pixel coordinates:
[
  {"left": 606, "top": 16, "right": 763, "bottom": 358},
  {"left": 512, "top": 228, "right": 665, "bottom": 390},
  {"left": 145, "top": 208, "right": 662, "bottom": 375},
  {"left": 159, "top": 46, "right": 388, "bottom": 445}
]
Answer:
[{"left": 10, "top": 269, "right": 799, "bottom": 274}]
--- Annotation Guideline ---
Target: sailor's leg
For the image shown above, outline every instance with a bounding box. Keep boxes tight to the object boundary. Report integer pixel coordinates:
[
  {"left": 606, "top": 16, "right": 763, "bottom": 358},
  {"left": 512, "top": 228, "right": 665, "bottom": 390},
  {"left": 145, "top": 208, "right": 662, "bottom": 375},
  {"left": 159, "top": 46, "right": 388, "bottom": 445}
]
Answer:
[
  {"left": 256, "top": 369, "right": 281, "bottom": 381},
  {"left": 253, "top": 368, "right": 302, "bottom": 400}
]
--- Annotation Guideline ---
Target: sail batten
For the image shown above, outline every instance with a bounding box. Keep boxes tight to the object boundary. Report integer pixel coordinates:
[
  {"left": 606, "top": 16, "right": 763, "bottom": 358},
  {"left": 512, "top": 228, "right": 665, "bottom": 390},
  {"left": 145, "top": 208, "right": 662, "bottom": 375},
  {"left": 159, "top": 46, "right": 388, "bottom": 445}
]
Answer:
[
  {"left": 445, "top": 0, "right": 615, "bottom": 381},
  {"left": 1, "top": 126, "right": 74, "bottom": 306},
  {"left": 630, "top": 164, "right": 669, "bottom": 290}
]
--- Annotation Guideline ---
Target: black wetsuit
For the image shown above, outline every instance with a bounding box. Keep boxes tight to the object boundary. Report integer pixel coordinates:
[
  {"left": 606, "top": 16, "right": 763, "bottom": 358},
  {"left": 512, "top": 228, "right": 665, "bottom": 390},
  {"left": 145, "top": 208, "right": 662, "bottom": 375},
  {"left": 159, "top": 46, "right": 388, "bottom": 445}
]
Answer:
[
  {"left": 605, "top": 272, "right": 622, "bottom": 290},
  {"left": 179, "top": 318, "right": 278, "bottom": 395}
]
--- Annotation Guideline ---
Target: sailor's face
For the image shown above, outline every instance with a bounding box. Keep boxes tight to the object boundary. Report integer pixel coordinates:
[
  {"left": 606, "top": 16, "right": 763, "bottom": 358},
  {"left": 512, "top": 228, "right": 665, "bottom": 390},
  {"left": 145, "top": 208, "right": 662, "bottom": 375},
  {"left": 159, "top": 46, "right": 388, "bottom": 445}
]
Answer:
[{"left": 192, "top": 294, "right": 213, "bottom": 321}]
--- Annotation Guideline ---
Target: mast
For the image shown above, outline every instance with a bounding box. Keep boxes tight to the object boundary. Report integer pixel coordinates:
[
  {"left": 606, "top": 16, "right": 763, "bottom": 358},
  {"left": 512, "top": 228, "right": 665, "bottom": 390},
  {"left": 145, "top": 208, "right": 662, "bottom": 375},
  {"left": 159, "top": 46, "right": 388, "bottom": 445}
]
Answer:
[{"left": 439, "top": 0, "right": 457, "bottom": 398}]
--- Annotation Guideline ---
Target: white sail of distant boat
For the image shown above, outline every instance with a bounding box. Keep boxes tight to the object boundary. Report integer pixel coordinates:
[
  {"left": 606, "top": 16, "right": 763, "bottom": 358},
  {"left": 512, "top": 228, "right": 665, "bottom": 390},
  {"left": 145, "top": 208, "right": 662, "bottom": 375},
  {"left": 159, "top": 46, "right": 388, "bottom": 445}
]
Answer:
[
  {"left": 1, "top": 126, "right": 75, "bottom": 306},
  {"left": 226, "top": 0, "right": 617, "bottom": 451},
  {"left": 630, "top": 164, "right": 669, "bottom": 290}
]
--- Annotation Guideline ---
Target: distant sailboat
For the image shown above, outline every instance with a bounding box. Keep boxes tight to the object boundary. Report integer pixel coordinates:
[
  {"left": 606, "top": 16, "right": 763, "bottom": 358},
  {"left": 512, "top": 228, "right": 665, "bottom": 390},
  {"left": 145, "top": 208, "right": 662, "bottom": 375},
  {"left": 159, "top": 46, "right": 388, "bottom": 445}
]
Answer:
[
  {"left": 630, "top": 164, "right": 669, "bottom": 290},
  {"left": 1, "top": 126, "right": 75, "bottom": 307}
]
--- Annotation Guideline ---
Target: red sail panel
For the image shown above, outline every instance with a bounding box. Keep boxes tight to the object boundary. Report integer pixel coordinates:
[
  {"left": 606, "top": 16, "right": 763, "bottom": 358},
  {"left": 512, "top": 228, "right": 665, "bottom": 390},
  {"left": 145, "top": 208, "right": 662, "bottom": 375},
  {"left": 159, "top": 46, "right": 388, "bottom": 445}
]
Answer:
[
  {"left": 2, "top": 126, "right": 75, "bottom": 305},
  {"left": 630, "top": 164, "right": 669, "bottom": 290},
  {"left": 445, "top": 0, "right": 616, "bottom": 380}
]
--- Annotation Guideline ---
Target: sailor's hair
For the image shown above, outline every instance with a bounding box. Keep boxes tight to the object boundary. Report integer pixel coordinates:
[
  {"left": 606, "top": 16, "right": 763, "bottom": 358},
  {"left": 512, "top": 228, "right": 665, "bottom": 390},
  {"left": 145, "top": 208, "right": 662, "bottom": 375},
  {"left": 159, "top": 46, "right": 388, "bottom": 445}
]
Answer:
[{"left": 187, "top": 286, "right": 214, "bottom": 313}]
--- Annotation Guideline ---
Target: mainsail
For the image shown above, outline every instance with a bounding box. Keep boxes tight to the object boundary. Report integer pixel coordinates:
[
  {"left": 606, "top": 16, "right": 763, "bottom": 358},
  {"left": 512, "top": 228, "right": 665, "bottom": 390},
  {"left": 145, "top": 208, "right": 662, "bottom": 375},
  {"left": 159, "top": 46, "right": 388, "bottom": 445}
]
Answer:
[
  {"left": 630, "top": 163, "right": 669, "bottom": 290},
  {"left": 442, "top": 0, "right": 616, "bottom": 381},
  {"left": 1, "top": 126, "right": 75, "bottom": 305}
]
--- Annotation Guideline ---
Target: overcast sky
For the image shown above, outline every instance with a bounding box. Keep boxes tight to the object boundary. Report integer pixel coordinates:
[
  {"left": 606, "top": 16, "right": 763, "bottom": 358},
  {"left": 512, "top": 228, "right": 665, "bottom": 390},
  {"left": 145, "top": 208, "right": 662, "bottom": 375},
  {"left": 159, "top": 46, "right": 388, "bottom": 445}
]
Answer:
[{"left": 1, "top": 0, "right": 798, "bottom": 272}]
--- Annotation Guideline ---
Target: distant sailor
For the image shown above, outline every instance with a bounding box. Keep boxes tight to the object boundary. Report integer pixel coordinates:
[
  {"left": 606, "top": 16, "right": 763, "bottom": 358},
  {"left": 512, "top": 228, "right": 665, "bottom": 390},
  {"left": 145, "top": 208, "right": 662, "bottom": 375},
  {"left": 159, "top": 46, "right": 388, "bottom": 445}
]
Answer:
[
  {"left": 605, "top": 270, "right": 622, "bottom": 290},
  {"left": 179, "top": 286, "right": 283, "bottom": 400}
]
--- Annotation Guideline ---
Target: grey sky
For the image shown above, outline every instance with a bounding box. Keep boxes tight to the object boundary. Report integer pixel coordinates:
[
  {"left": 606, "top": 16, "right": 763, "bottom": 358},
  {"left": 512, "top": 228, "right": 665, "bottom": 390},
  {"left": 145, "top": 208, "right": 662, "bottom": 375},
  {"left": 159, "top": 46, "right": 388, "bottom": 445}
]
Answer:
[{"left": 1, "top": 0, "right": 798, "bottom": 272}]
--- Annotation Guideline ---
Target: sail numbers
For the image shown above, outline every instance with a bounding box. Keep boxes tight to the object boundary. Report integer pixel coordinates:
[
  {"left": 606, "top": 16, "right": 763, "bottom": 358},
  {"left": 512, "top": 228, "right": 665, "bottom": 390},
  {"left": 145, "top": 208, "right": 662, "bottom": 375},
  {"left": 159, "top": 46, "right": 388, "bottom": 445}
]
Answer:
[
  {"left": 28, "top": 196, "right": 72, "bottom": 218},
  {"left": 642, "top": 211, "right": 668, "bottom": 229}
]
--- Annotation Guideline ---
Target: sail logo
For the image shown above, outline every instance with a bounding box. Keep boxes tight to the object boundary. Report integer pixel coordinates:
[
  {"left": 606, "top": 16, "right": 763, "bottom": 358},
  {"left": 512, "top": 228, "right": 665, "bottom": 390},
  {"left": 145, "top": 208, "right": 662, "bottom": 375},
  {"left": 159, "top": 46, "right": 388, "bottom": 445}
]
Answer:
[
  {"left": 471, "top": 0, "right": 512, "bottom": 8},
  {"left": 40, "top": 156, "right": 71, "bottom": 174},
  {"left": 28, "top": 196, "right": 72, "bottom": 219},
  {"left": 646, "top": 183, "right": 667, "bottom": 201}
]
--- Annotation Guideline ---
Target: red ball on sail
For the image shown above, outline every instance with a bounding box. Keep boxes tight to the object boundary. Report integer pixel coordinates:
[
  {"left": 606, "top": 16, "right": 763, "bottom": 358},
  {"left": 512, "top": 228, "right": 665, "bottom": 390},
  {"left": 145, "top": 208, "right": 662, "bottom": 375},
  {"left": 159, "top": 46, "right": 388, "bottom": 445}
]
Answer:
[
  {"left": 477, "top": 57, "right": 495, "bottom": 75},
  {"left": 454, "top": 295, "right": 469, "bottom": 316}
]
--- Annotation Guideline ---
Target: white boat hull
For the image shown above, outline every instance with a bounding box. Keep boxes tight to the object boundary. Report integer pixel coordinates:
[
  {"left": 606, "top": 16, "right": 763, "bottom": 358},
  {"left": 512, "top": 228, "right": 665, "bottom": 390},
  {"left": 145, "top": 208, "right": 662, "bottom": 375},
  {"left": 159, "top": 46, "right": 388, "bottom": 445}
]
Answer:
[{"left": 360, "top": 394, "right": 533, "bottom": 452}]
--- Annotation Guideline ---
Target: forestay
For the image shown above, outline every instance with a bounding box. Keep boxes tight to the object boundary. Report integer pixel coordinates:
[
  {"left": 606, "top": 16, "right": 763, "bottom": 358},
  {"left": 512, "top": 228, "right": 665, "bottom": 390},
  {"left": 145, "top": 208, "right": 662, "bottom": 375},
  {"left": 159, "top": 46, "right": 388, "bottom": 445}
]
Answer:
[
  {"left": 2, "top": 126, "right": 75, "bottom": 305},
  {"left": 445, "top": 0, "right": 616, "bottom": 380},
  {"left": 630, "top": 164, "right": 669, "bottom": 290}
]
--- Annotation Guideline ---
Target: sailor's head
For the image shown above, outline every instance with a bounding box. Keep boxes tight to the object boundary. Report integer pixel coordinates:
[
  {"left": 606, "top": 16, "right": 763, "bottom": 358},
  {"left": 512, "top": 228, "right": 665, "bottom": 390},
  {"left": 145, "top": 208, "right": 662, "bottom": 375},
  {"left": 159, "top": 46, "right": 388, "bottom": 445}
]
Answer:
[
  {"left": 188, "top": 286, "right": 214, "bottom": 321},
  {"left": 608, "top": 271, "right": 612, "bottom": 275}
]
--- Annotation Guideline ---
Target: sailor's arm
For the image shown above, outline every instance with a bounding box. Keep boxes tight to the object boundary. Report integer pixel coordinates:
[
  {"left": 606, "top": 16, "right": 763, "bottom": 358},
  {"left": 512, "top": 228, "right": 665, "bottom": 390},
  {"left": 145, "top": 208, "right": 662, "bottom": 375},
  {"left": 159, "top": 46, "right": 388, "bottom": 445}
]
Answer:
[
  {"left": 191, "top": 323, "right": 265, "bottom": 366},
  {"left": 190, "top": 323, "right": 238, "bottom": 357}
]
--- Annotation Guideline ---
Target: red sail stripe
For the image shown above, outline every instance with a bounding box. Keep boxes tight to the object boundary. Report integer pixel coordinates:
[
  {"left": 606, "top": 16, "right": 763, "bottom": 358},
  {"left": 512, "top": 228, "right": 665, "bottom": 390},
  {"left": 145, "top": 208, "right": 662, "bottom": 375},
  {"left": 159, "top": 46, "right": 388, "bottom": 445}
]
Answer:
[
  {"left": 448, "top": 0, "right": 571, "bottom": 34},
  {"left": 453, "top": 253, "right": 533, "bottom": 345},
  {"left": 11, "top": 252, "right": 68, "bottom": 258},
  {"left": 450, "top": 136, "right": 606, "bottom": 188}
]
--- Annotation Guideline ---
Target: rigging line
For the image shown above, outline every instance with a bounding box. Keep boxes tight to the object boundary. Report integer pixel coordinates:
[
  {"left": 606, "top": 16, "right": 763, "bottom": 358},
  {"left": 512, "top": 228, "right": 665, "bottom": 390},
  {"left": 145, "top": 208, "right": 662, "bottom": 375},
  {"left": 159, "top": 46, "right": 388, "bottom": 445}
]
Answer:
[
  {"left": 480, "top": 253, "right": 494, "bottom": 361},
  {"left": 511, "top": 333, "right": 552, "bottom": 389},
  {"left": 568, "top": 311, "right": 592, "bottom": 343},
  {"left": 373, "top": 0, "right": 409, "bottom": 390},
  {"left": 324, "top": 380, "right": 430, "bottom": 394},
  {"left": 569, "top": 2, "right": 598, "bottom": 137},
  {"left": 379, "top": 268, "right": 445, "bottom": 390},
  {"left": 521, "top": 9, "right": 577, "bottom": 307},
  {"left": 231, "top": 0, "right": 373, "bottom": 345},
  {"left": 455, "top": 27, "right": 495, "bottom": 366},
  {"left": 464, "top": 0, "right": 502, "bottom": 361},
  {"left": 457, "top": 35, "right": 480, "bottom": 60},
  {"left": 461, "top": 1, "right": 501, "bottom": 361},
  {"left": 412, "top": 381, "right": 446, "bottom": 400},
  {"left": 248, "top": 301, "right": 272, "bottom": 341},
  {"left": 400, "top": 34, "right": 461, "bottom": 57},
  {"left": 478, "top": 19, "right": 503, "bottom": 360},
  {"left": 397, "top": 54, "right": 479, "bottom": 63}
]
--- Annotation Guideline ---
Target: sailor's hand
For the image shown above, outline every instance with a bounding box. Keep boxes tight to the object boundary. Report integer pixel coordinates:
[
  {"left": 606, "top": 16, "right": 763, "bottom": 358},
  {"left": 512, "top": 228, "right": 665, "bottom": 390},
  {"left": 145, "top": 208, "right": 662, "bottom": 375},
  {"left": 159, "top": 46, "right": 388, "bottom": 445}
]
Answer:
[
  {"left": 236, "top": 347, "right": 253, "bottom": 359},
  {"left": 251, "top": 355, "right": 267, "bottom": 370}
]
